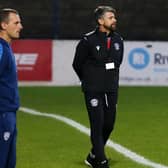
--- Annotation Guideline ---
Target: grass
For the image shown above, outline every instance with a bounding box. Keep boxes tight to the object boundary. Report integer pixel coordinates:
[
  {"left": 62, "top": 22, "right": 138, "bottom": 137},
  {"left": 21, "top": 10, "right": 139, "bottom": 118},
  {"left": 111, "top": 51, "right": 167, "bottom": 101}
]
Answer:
[{"left": 16, "top": 86, "right": 168, "bottom": 168}]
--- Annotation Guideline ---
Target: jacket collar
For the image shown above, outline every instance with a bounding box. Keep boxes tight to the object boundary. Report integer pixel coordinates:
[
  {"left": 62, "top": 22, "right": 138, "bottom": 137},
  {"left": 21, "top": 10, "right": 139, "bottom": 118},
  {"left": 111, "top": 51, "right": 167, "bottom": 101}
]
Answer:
[
  {"left": 0, "top": 38, "right": 10, "bottom": 47},
  {"left": 95, "top": 27, "right": 114, "bottom": 38}
]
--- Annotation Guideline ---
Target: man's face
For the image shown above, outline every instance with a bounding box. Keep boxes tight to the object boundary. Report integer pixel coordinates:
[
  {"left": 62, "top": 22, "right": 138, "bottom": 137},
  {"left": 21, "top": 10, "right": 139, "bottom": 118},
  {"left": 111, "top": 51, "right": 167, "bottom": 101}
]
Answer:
[
  {"left": 3, "top": 12, "right": 23, "bottom": 40},
  {"left": 99, "top": 12, "right": 117, "bottom": 31}
]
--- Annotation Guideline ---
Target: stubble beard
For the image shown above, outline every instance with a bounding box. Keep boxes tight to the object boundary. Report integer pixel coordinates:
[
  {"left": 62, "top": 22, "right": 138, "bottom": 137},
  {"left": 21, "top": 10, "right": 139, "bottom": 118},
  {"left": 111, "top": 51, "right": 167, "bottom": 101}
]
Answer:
[{"left": 104, "top": 24, "right": 116, "bottom": 32}]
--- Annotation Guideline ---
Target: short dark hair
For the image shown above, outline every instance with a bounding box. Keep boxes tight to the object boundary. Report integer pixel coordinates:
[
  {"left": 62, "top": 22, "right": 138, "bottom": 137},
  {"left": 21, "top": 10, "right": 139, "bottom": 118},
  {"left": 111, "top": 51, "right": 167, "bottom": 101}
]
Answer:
[
  {"left": 94, "top": 6, "right": 116, "bottom": 24},
  {"left": 0, "top": 8, "right": 19, "bottom": 30}
]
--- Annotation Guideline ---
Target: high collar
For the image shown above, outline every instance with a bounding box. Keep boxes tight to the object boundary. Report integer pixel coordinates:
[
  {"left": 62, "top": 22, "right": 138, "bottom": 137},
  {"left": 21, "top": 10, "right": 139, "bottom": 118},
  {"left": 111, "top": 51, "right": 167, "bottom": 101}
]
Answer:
[
  {"left": 0, "top": 37, "right": 10, "bottom": 47},
  {"left": 95, "top": 27, "right": 114, "bottom": 38}
]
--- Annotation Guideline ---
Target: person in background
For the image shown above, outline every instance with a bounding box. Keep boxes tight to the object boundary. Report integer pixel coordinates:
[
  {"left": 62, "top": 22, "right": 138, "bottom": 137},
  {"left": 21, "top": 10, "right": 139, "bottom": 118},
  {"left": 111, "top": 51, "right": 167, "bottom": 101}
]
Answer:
[
  {"left": 72, "top": 5, "right": 124, "bottom": 168},
  {"left": 0, "top": 8, "right": 23, "bottom": 168}
]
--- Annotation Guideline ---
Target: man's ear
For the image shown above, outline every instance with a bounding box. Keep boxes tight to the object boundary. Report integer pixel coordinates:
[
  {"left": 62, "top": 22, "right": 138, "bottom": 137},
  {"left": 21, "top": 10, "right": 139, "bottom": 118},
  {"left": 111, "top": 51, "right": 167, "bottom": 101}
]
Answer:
[
  {"left": 1, "top": 22, "right": 8, "bottom": 30},
  {"left": 98, "top": 18, "right": 104, "bottom": 25}
]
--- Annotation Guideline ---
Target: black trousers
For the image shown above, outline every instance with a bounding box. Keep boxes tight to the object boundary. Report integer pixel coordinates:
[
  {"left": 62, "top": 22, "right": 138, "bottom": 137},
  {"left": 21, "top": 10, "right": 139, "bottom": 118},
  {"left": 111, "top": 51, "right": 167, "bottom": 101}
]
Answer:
[{"left": 84, "top": 91, "right": 118, "bottom": 161}]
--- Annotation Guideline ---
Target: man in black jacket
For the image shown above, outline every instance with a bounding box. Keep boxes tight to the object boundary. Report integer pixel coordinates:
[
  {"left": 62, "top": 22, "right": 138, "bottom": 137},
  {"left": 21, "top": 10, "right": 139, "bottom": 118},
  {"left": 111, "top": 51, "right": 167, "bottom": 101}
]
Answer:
[{"left": 72, "top": 6, "right": 124, "bottom": 168}]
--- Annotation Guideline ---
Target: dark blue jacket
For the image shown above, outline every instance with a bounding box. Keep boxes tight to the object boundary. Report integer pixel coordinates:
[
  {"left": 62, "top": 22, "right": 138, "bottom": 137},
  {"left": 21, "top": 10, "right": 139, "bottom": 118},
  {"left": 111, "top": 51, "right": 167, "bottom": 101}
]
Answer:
[{"left": 0, "top": 38, "right": 20, "bottom": 113}]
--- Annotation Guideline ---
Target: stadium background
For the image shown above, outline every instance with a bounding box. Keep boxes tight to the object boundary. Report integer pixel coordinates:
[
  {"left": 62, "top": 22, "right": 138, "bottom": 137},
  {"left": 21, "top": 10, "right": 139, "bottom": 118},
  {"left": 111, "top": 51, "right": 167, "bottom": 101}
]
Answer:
[
  {"left": 0, "top": 1, "right": 168, "bottom": 168},
  {"left": 0, "top": 0, "right": 168, "bottom": 40},
  {"left": 1, "top": 0, "right": 168, "bottom": 86}
]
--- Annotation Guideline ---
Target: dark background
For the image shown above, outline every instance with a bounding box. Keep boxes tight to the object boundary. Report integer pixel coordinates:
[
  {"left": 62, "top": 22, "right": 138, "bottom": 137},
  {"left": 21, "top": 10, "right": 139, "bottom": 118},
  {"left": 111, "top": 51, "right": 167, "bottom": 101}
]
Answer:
[{"left": 0, "top": 0, "right": 167, "bottom": 40}]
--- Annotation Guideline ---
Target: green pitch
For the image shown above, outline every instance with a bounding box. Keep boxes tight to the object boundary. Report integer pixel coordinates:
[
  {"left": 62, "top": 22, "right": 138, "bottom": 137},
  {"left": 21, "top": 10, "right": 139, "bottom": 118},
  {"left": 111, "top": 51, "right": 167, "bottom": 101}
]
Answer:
[{"left": 17, "top": 86, "right": 168, "bottom": 168}]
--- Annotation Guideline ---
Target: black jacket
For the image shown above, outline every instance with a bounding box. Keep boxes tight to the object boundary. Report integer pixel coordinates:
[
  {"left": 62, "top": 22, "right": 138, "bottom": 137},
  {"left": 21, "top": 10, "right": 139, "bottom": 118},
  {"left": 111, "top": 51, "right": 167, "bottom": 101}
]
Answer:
[{"left": 72, "top": 28, "right": 124, "bottom": 92}]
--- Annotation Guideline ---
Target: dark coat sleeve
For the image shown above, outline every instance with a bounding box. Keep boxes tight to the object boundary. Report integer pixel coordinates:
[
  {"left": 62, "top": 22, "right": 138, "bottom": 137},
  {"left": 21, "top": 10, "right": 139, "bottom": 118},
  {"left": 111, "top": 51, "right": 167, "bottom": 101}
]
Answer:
[
  {"left": 120, "top": 38, "right": 124, "bottom": 65},
  {"left": 72, "top": 37, "right": 89, "bottom": 81},
  {"left": 0, "top": 45, "right": 8, "bottom": 77}
]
